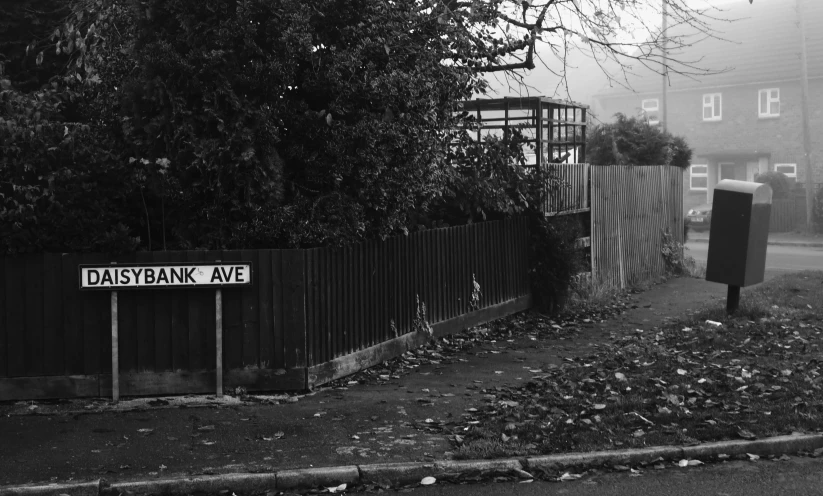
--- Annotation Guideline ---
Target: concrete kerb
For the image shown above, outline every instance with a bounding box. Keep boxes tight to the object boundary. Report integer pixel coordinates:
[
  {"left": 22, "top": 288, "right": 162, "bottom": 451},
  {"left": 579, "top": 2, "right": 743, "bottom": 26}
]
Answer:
[
  {"left": 689, "top": 238, "right": 823, "bottom": 248},
  {"left": 2, "top": 434, "right": 822, "bottom": 496}
]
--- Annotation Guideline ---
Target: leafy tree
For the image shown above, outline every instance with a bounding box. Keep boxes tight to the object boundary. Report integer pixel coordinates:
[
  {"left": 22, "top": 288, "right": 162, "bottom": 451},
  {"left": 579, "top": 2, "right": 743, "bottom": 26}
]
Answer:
[
  {"left": 587, "top": 113, "right": 692, "bottom": 167},
  {"left": 2, "top": 0, "right": 733, "bottom": 254},
  {"left": 754, "top": 171, "right": 792, "bottom": 199}
]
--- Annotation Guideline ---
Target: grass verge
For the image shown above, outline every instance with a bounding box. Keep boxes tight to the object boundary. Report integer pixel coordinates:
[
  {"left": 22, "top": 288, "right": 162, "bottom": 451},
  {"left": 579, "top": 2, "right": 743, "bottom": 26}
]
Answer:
[{"left": 453, "top": 271, "right": 823, "bottom": 459}]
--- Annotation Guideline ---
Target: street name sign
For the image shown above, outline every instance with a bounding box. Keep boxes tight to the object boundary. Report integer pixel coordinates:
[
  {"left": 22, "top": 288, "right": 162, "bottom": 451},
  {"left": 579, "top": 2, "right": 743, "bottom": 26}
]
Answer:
[{"left": 79, "top": 263, "right": 252, "bottom": 290}]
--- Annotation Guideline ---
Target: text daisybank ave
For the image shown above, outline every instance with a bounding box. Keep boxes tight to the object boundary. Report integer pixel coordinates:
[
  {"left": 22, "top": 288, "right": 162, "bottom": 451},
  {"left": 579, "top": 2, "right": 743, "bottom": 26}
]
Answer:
[{"left": 80, "top": 264, "right": 252, "bottom": 289}]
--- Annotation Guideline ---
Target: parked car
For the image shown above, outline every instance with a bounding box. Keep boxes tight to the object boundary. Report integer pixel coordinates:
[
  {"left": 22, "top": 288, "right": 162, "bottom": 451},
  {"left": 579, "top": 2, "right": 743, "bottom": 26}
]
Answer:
[{"left": 686, "top": 204, "right": 712, "bottom": 230}]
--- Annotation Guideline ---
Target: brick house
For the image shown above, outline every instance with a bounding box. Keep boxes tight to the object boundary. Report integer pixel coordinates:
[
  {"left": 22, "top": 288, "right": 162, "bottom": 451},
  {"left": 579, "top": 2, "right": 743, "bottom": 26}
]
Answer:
[{"left": 592, "top": 0, "right": 823, "bottom": 213}]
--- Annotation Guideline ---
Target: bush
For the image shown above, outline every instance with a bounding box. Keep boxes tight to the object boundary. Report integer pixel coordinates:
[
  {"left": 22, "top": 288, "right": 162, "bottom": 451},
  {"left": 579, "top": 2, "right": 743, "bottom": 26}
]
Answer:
[
  {"left": 528, "top": 214, "right": 585, "bottom": 313},
  {"left": 754, "top": 171, "right": 792, "bottom": 199},
  {"left": 587, "top": 113, "right": 692, "bottom": 168}
]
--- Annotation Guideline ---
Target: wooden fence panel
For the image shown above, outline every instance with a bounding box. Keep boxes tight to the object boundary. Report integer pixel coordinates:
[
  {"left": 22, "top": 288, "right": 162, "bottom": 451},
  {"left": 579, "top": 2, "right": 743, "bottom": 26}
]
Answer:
[
  {"left": 1, "top": 218, "right": 533, "bottom": 399},
  {"left": 592, "top": 165, "right": 683, "bottom": 288},
  {"left": 770, "top": 198, "right": 796, "bottom": 232},
  {"left": 543, "top": 163, "right": 590, "bottom": 213}
]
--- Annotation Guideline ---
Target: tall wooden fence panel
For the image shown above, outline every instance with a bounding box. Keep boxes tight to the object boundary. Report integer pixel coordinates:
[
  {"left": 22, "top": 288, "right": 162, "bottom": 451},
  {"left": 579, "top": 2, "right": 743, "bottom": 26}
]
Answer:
[
  {"left": 770, "top": 198, "right": 796, "bottom": 232},
  {"left": 304, "top": 218, "right": 531, "bottom": 386},
  {"left": 591, "top": 165, "right": 684, "bottom": 288},
  {"left": 543, "top": 163, "right": 590, "bottom": 214},
  {"left": 0, "top": 219, "right": 532, "bottom": 400}
]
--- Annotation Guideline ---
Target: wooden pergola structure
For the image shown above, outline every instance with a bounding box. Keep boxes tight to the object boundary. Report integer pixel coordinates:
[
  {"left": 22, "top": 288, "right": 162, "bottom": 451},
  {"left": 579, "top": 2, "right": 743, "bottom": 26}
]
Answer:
[{"left": 460, "top": 96, "right": 588, "bottom": 168}]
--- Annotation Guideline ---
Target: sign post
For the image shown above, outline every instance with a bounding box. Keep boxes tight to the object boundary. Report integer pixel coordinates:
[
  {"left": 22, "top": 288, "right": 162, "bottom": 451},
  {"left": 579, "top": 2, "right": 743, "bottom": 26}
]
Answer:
[
  {"left": 215, "top": 289, "right": 223, "bottom": 398},
  {"left": 79, "top": 261, "right": 253, "bottom": 402},
  {"left": 111, "top": 263, "right": 119, "bottom": 402}
]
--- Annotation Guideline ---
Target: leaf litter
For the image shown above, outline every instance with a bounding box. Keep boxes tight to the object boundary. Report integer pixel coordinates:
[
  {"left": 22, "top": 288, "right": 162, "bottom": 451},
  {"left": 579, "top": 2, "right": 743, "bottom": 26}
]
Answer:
[{"left": 445, "top": 272, "right": 823, "bottom": 461}]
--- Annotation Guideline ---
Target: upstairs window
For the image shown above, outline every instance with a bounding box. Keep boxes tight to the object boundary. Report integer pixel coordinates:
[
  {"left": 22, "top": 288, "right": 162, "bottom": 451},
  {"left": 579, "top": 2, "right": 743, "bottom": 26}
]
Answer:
[
  {"left": 774, "top": 163, "right": 797, "bottom": 178},
  {"left": 703, "top": 93, "right": 721, "bottom": 121},
  {"left": 759, "top": 88, "right": 780, "bottom": 117},
  {"left": 690, "top": 164, "right": 708, "bottom": 190},
  {"left": 642, "top": 99, "right": 660, "bottom": 125}
]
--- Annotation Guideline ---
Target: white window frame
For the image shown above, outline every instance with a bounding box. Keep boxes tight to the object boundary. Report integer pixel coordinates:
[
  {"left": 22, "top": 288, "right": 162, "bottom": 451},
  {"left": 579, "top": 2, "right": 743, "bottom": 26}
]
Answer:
[
  {"left": 642, "top": 98, "right": 660, "bottom": 125},
  {"left": 690, "top": 164, "right": 708, "bottom": 191},
  {"left": 703, "top": 93, "right": 722, "bottom": 121},
  {"left": 758, "top": 88, "right": 780, "bottom": 118},
  {"left": 774, "top": 163, "right": 797, "bottom": 178}
]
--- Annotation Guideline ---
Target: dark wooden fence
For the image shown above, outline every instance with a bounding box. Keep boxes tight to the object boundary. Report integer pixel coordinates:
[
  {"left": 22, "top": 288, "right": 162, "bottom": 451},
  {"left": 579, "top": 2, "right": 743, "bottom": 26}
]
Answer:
[
  {"left": 770, "top": 198, "right": 796, "bottom": 232},
  {"left": 0, "top": 218, "right": 531, "bottom": 400}
]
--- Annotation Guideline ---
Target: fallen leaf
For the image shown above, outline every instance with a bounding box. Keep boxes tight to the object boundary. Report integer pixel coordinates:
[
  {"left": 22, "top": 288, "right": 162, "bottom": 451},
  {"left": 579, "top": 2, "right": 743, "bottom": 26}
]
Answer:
[
  {"left": 559, "top": 472, "right": 583, "bottom": 481},
  {"left": 738, "top": 429, "right": 757, "bottom": 440},
  {"left": 421, "top": 476, "right": 436, "bottom": 485},
  {"left": 747, "top": 453, "right": 760, "bottom": 461},
  {"left": 678, "top": 459, "right": 689, "bottom": 467},
  {"left": 593, "top": 404, "right": 606, "bottom": 410},
  {"left": 615, "top": 372, "right": 627, "bottom": 381},
  {"left": 677, "top": 369, "right": 687, "bottom": 375}
]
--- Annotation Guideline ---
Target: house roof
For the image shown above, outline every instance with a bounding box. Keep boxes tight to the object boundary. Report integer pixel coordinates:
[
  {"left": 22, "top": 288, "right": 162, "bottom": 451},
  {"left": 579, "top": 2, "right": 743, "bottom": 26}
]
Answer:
[{"left": 594, "top": 0, "right": 823, "bottom": 97}]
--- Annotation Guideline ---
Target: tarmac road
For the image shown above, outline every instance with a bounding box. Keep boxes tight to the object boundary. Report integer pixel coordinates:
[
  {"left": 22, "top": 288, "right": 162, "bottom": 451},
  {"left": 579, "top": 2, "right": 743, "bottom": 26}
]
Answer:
[
  {"left": 401, "top": 457, "right": 823, "bottom": 496},
  {"left": 685, "top": 241, "right": 823, "bottom": 273}
]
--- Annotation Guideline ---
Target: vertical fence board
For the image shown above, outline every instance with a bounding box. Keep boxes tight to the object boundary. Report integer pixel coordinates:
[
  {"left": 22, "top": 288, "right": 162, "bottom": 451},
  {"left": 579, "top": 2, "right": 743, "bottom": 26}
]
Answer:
[
  {"left": 220, "top": 251, "right": 244, "bottom": 371},
  {"left": 5, "top": 258, "right": 25, "bottom": 377},
  {"left": 269, "top": 250, "right": 284, "bottom": 369},
  {"left": 42, "top": 254, "right": 64, "bottom": 376},
  {"left": 282, "top": 250, "right": 307, "bottom": 370},
  {"left": 133, "top": 252, "right": 155, "bottom": 372},
  {"left": 0, "top": 257, "right": 5, "bottom": 377},
  {"left": 355, "top": 243, "right": 364, "bottom": 352},
  {"left": 116, "top": 254, "right": 138, "bottom": 373},
  {"left": 80, "top": 253, "right": 108, "bottom": 375},
  {"left": 23, "top": 255, "right": 44, "bottom": 376},
  {"left": 151, "top": 251, "right": 173, "bottom": 372},
  {"left": 60, "top": 254, "right": 83, "bottom": 375},
  {"left": 185, "top": 251, "right": 206, "bottom": 370},
  {"left": 167, "top": 251, "right": 190, "bottom": 371},
  {"left": 239, "top": 249, "right": 260, "bottom": 368},
  {"left": 305, "top": 250, "right": 316, "bottom": 366}
]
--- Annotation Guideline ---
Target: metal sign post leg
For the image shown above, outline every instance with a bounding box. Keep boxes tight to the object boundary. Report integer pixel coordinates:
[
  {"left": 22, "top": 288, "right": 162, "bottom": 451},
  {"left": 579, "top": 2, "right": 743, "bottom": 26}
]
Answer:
[
  {"left": 216, "top": 289, "right": 223, "bottom": 398},
  {"left": 111, "top": 290, "right": 119, "bottom": 403}
]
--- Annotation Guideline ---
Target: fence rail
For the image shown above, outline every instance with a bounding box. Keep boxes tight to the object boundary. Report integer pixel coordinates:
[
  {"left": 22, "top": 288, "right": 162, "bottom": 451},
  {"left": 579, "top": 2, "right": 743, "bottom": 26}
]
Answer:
[
  {"left": 591, "top": 165, "right": 684, "bottom": 288},
  {"left": 0, "top": 219, "right": 531, "bottom": 400}
]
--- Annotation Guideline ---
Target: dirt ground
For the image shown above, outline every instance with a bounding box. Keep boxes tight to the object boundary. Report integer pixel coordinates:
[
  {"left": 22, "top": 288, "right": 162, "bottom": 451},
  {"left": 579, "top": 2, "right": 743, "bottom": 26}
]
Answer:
[{"left": 0, "top": 276, "right": 729, "bottom": 488}]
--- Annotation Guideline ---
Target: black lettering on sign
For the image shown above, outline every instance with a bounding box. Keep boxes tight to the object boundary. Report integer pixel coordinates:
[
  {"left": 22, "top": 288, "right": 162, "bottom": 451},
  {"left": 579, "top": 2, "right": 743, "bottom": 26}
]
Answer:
[
  {"left": 145, "top": 268, "right": 155, "bottom": 284},
  {"left": 88, "top": 269, "right": 100, "bottom": 286},
  {"left": 235, "top": 266, "right": 245, "bottom": 282},
  {"left": 132, "top": 268, "right": 143, "bottom": 285},
  {"left": 170, "top": 268, "right": 184, "bottom": 284},
  {"left": 211, "top": 267, "right": 223, "bottom": 283},
  {"left": 156, "top": 268, "right": 169, "bottom": 284},
  {"left": 100, "top": 270, "right": 114, "bottom": 286},
  {"left": 185, "top": 267, "right": 196, "bottom": 283},
  {"left": 220, "top": 266, "right": 234, "bottom": 282},
  {"left": 121, "top": 268, "right": 131, "bottom": 285}
]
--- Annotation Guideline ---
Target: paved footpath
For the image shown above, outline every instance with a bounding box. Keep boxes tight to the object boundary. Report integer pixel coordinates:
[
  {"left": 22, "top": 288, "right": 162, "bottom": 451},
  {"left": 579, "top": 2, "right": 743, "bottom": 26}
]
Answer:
[{"left": 3, "top": 276, "right": 820, "bottom": 495}]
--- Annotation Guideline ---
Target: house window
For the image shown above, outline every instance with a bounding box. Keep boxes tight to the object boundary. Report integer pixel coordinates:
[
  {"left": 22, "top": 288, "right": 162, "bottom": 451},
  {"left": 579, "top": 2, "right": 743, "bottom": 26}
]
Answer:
[
  {"left": 759, "top": 88, "right": 780, "bottom": 117},
  {"left": 690, "top": 164, "right": 708, "bottom": 190},
  {"left": 774, "top": 163, "right": 797, "bottom": 178},
  {"left": 642, "top": 99, "right": 660, "bottom": 125},
  {"left": 703, "top": 93, "right": 721, "bottom": 121}
]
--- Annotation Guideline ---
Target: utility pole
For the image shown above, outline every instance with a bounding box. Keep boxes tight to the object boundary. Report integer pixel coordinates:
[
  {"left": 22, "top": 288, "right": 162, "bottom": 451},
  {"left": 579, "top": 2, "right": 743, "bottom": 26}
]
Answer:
[
  {"left": 796, "top": 0, "right": 814, "bottom": 234},
  {"left": 662, "top": 0, "right": 668, "bottom": 132}
]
